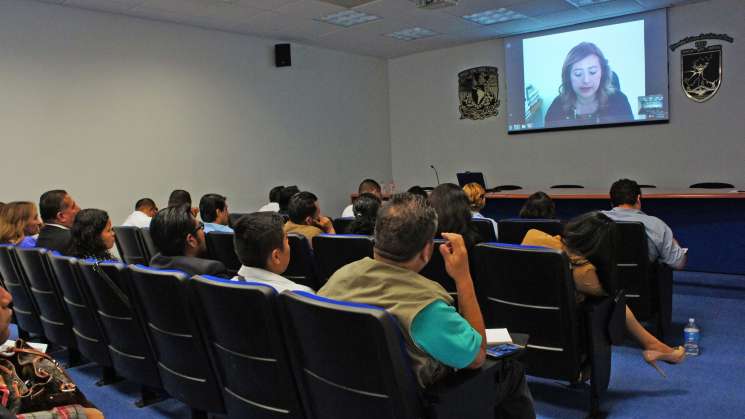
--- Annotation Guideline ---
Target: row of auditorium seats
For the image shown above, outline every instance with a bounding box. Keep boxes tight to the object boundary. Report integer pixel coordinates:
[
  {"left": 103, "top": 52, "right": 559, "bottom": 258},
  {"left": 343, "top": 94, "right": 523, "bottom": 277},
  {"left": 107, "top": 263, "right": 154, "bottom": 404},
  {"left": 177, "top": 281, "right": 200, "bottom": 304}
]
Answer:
[
  {"left": 199, "top": 219, "right": 670, "bottom": 339},
  {"left": 0, "top": 243, "right": 603, "bottom": 417},
  {"left": 113, "top": 216, "right": 670, "bottom": 340}
]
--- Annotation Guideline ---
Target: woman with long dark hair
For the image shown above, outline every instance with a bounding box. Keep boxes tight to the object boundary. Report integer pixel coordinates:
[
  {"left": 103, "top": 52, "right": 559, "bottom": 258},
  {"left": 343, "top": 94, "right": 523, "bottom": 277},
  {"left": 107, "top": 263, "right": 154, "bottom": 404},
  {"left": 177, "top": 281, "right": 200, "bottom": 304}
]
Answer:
[
  {"left": 67, "top": 209, "right": 116, "bottom": 260},
  {"left": 429, "top": 183, "right": 478, "bottom": 249},
  {"left": 544, "top": 42, "right": 633, "bottom": 127},
  {"left": 522, "top": 211, "right": 684, "bottom": 376},
  {"left": 519, "top": 191, "right": 556, "bottom": 219},
  {"left": 347, "top": 193, "right": 381, "bottom": 235}
]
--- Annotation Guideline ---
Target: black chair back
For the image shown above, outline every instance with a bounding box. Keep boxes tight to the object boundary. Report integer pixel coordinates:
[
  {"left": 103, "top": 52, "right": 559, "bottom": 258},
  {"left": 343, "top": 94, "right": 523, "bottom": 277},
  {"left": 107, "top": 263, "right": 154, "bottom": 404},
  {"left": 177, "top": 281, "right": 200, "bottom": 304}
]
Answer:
[
  {"left": 190, "top": 276, "right": 304, "bottom": 419},
  {"left": 77, "top": 260, "right": 162, "bottom": 389},
  {"left": 332, "top": 217, "right": 355, "bottom": 234},
  {"left": 0, "top": 245, "right": 44, "bottom": 335},
  {"left": 15, "top": 248, "right": 76, "bottom": 348},
  {"left": 473, "top": 243, "right": 581, "bottom": 380},
  {"left": 497, "top": 218, "right": 563, "bottom": 244},
  {"left": 205, "top": 232, "right": 241, "bottom": 272},
  {"left": 228, "top": 213, "right": 248, "bottom": 228},
  {"left": 473, "top": 243, "right": 615, "bottom": 414},
  {"left": 550, "top": 184, "right": 584, "bottom": 188},
  {"left": 279, "top": 292, "right": 421, "bottom": 419},
  {"left": 614, "top": 221, "right": 672, "bottom": 337},
  {"left": 419, "top": 239, "right": 456, "bottom": 298},
  {"left": 140, "top": 228, "right": 158, "bottom": 262},
  {"left": 689, "top": 182, "right": 734, "bottom": 189},
  {"left": 285, "top": 234, "right": 318, "bottom": 290},
  {"left": 113, "top": 226, "right": 149, "bottom": 266},
  {"left": 470, "top": 218, "right": 497, "bottom": 243},
  {"left": 312, "top": 234, "right": 374, "bottom": 284},
  {"left": 127, "top": 265, "right": 225, "bottom": 415},
  {"left": 47, "top": 254, "right": 111, "bottom": 367}
]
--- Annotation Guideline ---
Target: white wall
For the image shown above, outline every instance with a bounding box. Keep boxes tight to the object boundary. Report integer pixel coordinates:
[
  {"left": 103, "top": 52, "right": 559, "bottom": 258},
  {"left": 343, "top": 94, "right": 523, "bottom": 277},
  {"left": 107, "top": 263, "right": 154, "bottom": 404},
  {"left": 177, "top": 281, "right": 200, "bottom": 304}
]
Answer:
[
  {"left": 388, "top": 0, "right": 745, "bottom": 190},
  {"left": 0, "top": 0, "right": 391, "bottom": 224}
]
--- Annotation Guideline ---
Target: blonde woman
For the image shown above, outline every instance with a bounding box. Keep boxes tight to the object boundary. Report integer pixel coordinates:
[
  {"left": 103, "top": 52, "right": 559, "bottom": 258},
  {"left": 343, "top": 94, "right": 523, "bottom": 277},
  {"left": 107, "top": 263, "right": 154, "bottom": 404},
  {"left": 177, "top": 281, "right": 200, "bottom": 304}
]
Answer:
[
  {"left": 0, "top": 201, "right": 42, "bottom": 247},
  {"left": 462, "top": 182, "right": 498, "bottom": 241}
]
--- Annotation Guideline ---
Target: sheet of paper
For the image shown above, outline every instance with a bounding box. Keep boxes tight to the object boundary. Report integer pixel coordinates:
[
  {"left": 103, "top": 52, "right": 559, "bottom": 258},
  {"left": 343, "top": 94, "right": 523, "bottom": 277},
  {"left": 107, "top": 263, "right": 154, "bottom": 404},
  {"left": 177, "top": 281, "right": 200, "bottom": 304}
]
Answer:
[
  {"left": 486, "top": 328, "right": 512, "bottom": 345},
  {"left": 0, "top": 340, "right": 48, "bottom": 354}
]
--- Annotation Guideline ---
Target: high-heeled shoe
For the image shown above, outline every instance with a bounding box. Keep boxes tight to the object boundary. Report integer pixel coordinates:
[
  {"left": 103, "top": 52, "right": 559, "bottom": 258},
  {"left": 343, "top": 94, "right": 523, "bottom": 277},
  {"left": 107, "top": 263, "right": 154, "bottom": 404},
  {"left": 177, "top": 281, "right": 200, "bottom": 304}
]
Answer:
[{"left": 643, "top": 346, "right": 686, "bottom": 377}]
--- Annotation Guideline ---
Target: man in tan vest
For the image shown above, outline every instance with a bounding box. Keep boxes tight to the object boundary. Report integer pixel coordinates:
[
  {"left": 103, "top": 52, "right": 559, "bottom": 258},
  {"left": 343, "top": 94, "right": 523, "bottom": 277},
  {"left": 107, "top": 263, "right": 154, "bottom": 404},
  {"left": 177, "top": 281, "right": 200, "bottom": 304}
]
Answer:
[{"left": 319, "top": 193, "right": 535, "bottom": 418}]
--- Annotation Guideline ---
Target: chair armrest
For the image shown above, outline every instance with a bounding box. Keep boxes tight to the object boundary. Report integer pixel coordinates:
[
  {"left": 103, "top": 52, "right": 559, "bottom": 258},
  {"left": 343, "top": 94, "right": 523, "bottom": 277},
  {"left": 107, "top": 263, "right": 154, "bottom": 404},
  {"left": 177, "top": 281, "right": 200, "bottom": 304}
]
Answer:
[
  {"left": 423, "top": 341, "right": 527, "bottom": 419},
  {"left": 422, "top": 358, "right": 504, "bottom": 419},
  {"left": 581, "top": 296, "right": 615, "bottom": 394}
]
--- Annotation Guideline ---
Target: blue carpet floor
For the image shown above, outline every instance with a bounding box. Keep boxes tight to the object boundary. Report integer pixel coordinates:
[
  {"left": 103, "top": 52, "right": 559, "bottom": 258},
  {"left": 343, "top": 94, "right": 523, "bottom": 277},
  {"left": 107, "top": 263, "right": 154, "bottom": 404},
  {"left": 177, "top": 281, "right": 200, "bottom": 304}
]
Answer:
[{"left": 24, "top": 271, "right": 745, "bottom": 418}]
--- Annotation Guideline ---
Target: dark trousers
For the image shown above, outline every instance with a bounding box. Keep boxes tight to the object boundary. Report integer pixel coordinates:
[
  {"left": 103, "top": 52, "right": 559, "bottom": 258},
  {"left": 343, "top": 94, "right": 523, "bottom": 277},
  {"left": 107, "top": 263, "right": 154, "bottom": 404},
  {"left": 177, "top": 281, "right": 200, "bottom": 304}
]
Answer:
[{"left": 494, "top": 360, "right": 536, "bottom": 419}]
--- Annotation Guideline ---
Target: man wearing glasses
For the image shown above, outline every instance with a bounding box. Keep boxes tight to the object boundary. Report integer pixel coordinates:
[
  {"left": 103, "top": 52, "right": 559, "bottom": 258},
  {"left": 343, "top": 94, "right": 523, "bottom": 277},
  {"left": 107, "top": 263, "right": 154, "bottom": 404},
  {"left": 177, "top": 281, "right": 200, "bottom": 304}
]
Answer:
[{"left": 148, "top": 205, "right": 228, "bottom": 277}]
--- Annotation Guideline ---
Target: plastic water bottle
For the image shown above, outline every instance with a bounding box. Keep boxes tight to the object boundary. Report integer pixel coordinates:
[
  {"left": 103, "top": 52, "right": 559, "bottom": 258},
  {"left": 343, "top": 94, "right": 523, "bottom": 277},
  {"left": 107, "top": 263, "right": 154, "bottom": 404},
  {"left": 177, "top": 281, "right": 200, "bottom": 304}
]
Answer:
[{"left": 684, "top": 318, "right": 700, "bottom": 356}]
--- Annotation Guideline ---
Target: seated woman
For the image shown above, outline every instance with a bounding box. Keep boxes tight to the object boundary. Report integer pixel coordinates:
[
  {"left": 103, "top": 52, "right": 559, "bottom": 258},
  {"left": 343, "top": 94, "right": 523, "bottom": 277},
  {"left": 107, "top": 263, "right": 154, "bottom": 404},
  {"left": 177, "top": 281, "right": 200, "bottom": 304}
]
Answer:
[
  {"left": 519, "top": 191, "right": 556, "bottom": 219},
  {"left": 544, "top": 42, "right": 633, "bottom": 128},
  {"left": 462, "top": 182, "right": 498, "bottom": 240},
  {"left": 430, "top": 183, "right": 479, "bottom": 250},
  {"left": 67, "top": 209, "right": 116, "bottom": 261},
  {"left": 0, "top": 201, "right": 42, "bottom": 247},
  {"left": 522, "top": 211, "right": 684, "bottom": 376},
  {"left": 346, "top": 193, "right": 381, "bottom": 235}
]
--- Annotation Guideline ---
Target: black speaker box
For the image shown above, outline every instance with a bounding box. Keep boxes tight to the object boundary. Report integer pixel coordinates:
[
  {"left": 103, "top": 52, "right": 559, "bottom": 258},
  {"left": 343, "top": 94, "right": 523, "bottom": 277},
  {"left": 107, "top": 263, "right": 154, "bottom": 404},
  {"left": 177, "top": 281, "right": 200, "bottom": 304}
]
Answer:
[{"left": 275, "top": 43, "right": 291, "bottom": 67}]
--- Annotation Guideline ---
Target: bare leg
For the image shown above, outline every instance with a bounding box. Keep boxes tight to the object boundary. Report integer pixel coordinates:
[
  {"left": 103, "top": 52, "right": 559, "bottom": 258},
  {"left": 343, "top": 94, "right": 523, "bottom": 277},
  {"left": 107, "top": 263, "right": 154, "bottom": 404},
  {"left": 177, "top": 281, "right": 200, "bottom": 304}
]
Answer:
[{"left": 625, "top": 305, "right": 674, "bottom": 353}]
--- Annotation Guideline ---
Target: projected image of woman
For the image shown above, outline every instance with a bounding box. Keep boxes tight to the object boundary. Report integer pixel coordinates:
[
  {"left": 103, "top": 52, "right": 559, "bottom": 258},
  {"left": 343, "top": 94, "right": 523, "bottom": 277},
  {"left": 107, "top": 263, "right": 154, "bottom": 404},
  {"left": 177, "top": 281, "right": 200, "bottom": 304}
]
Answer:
[{"left": 544, "top": 42, "right": 633, "bottom": 128}]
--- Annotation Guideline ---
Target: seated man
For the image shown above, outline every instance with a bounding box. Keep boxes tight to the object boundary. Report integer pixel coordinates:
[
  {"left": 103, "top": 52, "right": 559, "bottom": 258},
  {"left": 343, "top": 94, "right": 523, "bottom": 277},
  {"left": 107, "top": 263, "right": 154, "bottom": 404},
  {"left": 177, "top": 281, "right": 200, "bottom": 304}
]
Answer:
[
  {"left": 37, "top": 189, "right": 81, "bottom": 252},
  {"left": 602, "top": 179, "right": 687, "bottom": 269},
  {"left": 168, "top": 189, "right": 198, "bottom": 217},
  {"left": 149, "top": 205, "right": 228, "bottom": 277},
  {"left": 232, "top": 212, "right": 313, "bottom": 293},
  {"left": 277, "top": 185, "right": 299, "bottom": 217},
  {"left": 283, "top": 191, "right": 335, "bottom": 247},
  {"left": 122, "top": 198, "right": 158, "bottom": 228},
  {"left": 258, "top": 185, "right": 284, "bottom": 212},
  {"left": 341, "top": 178, "right": 382, "bottom": 217},
  {"left": 319, "top": 193, "right": 535, "bottom": 418},
  {"left": 199, "top": 193, "right": 233, "bottom": 233}
]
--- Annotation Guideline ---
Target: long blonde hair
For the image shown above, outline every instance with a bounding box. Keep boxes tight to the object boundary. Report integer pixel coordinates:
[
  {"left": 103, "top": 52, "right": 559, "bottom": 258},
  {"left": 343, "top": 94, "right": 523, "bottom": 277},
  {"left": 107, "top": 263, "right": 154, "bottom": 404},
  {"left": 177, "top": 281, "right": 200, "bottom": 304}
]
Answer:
[{"left": 0, "top": 202, "right": 36, "bottom": 244}]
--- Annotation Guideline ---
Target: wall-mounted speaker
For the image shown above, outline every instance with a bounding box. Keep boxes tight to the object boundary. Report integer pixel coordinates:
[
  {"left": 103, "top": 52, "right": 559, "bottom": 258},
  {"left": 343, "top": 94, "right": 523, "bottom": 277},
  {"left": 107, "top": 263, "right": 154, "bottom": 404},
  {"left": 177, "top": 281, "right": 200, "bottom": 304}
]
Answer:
[{"left": 275, "top": 43, "right": 291, "bottom": 67}]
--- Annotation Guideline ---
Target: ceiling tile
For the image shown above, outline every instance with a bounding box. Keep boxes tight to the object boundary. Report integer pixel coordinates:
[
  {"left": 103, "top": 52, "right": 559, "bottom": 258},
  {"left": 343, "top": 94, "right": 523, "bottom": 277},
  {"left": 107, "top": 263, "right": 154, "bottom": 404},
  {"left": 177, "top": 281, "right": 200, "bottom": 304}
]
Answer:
[
  {"left": 396, "top": 9, "right": 482, "bottom": 34},
  {"left": 63, "top": 0, "right": 145, "bottom": 13},
  {"left": 509, "top": 0, "right": 575, "bottom": 17},
  {"left": 579, "top": 0, "right": 644, "bottom": 17},
  {"left": 274, "top": 0, "right": 345, "bottom": 19},
  {"left": 441, "top": 0, "right": 522, "bottom": 16},
  {"left": 236, "top": 0, "right": 302, "bottom": 11}
]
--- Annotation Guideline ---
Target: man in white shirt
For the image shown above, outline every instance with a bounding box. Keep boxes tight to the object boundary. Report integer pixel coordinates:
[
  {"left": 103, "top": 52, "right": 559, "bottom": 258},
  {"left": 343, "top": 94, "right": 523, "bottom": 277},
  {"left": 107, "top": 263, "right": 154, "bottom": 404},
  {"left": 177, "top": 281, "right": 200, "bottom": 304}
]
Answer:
[
  {"left": 341, "top": 178, "right": 382, "bottom": 218},
  {"left": 258, "top": 185, "right": 283, "bottom": 212},
  {"left": 232, "top": 212, "right": 313, "bottom": 293},
  {"left": 122, "top": 198, "right": 158, "bottom": 228},
  {"left": 602, "top": 179, "right": 687, "bottom": 269}
]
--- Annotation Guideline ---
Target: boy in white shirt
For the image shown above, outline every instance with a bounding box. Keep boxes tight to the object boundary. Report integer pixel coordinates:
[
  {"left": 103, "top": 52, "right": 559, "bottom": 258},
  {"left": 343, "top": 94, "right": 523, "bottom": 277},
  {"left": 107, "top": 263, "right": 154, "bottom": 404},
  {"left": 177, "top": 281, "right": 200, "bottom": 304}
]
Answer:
[{"left": 232, "top": 212, "right": 313, "bottom": 293}]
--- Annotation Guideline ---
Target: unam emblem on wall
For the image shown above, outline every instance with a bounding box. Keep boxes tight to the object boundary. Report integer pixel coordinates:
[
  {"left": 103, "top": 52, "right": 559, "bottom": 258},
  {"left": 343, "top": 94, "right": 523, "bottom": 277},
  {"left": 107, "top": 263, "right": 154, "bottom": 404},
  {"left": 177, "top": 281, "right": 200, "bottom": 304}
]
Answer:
[{"left": 458, "top": 66, "right": 500, "bottom": 120}]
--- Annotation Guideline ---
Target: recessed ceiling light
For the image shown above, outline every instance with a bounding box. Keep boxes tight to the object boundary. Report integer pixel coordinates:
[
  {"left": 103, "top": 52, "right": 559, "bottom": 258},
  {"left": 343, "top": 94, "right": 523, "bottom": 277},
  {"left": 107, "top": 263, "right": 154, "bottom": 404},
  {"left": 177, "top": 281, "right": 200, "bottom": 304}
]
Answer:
[
  {"left": 316, "top": 10, "right": 381, "bottom": 27},
  {"left": 565, "top": 0, "right": 614, "bottom": 6},
  {"left": 462, "top": 8, "right": 527, "bottom": 25},
  {"left": 385, "top": 27, "right": 438, "bottom": 41}
]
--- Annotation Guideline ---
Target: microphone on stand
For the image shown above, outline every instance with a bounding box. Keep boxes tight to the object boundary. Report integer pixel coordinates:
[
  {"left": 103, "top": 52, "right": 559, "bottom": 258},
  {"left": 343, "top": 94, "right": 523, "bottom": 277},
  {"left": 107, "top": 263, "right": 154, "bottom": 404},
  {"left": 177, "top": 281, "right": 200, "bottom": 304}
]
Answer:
[{"left": 430, "top": 165, "right": 440, "bottom": 186}]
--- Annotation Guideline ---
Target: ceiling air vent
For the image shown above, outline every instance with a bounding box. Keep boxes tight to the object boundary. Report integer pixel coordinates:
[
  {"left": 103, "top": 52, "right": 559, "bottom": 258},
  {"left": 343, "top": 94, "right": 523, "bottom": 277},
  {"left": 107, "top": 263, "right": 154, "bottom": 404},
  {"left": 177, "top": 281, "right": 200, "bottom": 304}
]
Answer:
[{"left": 410, "top": 0, "right": 459, "bottom": 9}]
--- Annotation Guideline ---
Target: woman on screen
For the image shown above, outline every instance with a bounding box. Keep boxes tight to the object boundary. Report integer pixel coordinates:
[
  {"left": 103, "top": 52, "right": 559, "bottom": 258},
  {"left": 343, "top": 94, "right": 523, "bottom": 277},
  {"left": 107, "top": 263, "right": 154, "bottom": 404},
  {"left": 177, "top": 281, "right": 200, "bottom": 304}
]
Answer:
[{"left": 544, "top": 42, "right": 633, "bottom": 128}]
